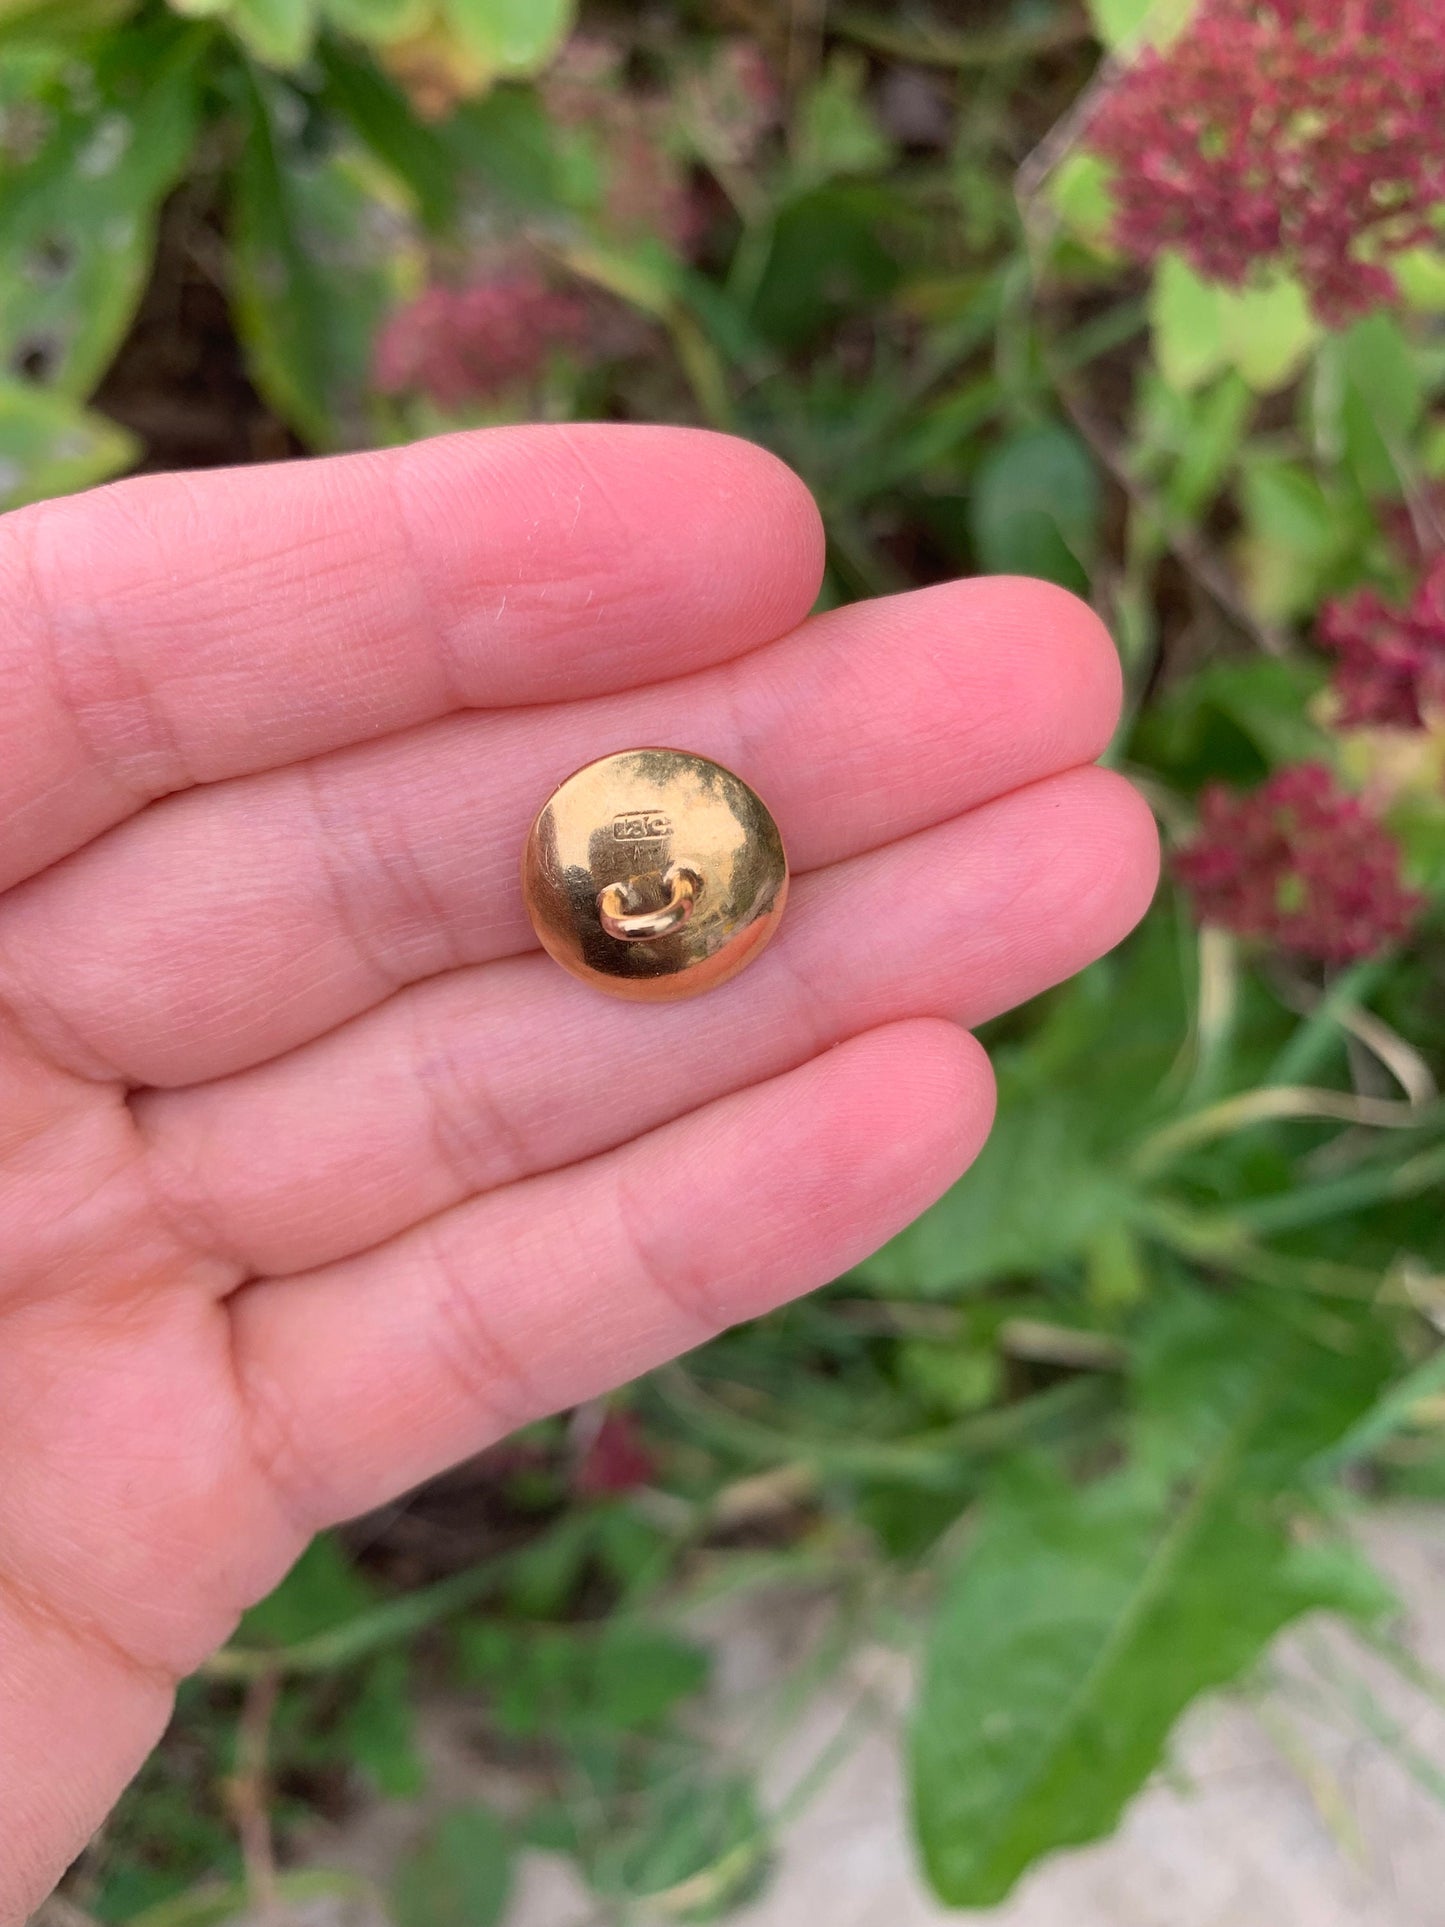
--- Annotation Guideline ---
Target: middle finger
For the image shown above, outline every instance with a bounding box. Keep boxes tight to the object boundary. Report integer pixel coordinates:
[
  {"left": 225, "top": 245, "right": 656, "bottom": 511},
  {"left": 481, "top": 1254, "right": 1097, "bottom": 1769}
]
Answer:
[{"left": 0, "top": 577, "right": 1118, "bottom": 1087}]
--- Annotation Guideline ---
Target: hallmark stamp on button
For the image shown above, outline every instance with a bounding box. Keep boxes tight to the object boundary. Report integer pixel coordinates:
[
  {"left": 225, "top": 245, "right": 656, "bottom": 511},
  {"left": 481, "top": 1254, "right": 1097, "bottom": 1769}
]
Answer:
[{"left": 612, "top": 811, "right": 673, "bottom": 841}]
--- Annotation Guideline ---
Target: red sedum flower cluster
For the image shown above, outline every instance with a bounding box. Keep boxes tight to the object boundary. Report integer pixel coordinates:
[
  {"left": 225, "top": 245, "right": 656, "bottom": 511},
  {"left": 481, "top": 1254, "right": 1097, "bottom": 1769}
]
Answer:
[
  {"left": 372, "top": 268, "right": 591, "bottom": 409},
  {"left": 1087, "top": 0, "right": 1445, "bottom": 324},
  {"left": 1318, "top": 556, "right": 1445, "bottom": 729},
  {"left": 1175, "top": 762, "right": 1422, "bottom": 960}
]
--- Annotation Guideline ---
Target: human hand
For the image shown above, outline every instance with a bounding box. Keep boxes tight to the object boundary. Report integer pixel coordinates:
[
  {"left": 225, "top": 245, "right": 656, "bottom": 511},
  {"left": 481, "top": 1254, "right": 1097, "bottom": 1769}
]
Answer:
[{"left": 0, "top": 425, "right": 1156, "bottom": 1918}]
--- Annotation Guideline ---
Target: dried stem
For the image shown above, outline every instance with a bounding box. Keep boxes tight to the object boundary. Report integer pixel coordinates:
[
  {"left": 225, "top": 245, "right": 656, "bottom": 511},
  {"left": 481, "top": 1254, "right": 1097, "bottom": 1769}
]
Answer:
[{"left": 224, "top": 1668, "right": 283, "bottom": 1926}]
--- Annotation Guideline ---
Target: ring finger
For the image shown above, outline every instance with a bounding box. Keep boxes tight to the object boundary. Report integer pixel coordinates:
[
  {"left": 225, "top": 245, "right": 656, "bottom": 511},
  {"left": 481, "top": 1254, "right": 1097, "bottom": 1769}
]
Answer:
[{"left": 133, "top": 766, "right": 1158, "bottom": 1278}]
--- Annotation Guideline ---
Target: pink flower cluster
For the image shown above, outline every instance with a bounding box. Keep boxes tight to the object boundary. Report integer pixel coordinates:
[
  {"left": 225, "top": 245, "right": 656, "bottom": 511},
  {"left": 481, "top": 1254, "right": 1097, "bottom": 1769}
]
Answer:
[
  {"left": 1087, "top": 0, "right": 1445, "bottom": 324},
  {"left": 1318, "top": 556, "right": 1445, "bottom": 728},
  {"left": 1175, "top": 762, "right": 1422, "bottom": 960},
  {"left": 372, "top": 268, "right": 591, "bottom": 409}
]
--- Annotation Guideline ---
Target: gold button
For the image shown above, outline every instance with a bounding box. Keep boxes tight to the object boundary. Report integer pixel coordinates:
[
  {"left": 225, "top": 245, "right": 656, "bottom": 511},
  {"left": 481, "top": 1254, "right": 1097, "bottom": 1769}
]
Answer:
[{"left": 520, "top": 748, "right": 789, "bottom": 1001}]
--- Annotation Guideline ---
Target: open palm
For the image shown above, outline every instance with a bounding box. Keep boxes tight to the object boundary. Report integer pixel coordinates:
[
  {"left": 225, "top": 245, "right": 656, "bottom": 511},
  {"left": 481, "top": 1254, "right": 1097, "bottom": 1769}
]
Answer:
[{"left": 0, "top": 425, "right": 1156, "bottom": 1919}]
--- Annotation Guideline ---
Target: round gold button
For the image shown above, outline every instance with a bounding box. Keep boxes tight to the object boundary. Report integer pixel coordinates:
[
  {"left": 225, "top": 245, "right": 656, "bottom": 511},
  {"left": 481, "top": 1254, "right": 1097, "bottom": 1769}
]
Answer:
[{"left": 520, "top": 748, "right": 789, "bottom": 1001}]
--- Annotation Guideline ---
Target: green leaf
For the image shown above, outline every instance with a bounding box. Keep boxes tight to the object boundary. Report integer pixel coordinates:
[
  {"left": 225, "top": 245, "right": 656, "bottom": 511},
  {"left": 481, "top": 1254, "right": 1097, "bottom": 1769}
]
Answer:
[
  {"left": 855, "top": 1085, "right": 1137, "bottom": 1296},
  {"left": 0, "top": 23, "right": 205, "bottom": 395},
  {"left": 1217, "top": 272, "right": 1316, "bottom": 393},
  {"left": 579, "top": 1768, "right": 768, "bottom": 1912},
  {"left": 749, "top": 184, "right": 901, "bottom": 352},
  {"left": 1088, "top": 0, "right": 1195, "bottom": 48},
  {"left": 1135, "top": 367, "right": 1253, "bottom": 524},
  {"left": 319, "top": 41, "right": 458, "bottom": 230},
  {"left": 1321, "top": 1344, "right": 1445, "bottom": 1475},
  {"left": 792, "top": 50, "right": 892, "bottom": 189},
  {"left": 857, "top": 929, "right": 1191, "bottom": 1300},
  {"left": 1178, "top": 657, "right": 1330, "bottom": 769},
  {"left": 126, "top": 1870, "right": 373, "bottom": 1927},
  {"left": 441, "top": 0, "right": 574, "bottom": 78},
  {"left": 967, "top": 421, "right": 1100, "bottom": 589},
  {"left": 1047, "top": 152, "right": 1117, "bottom": 251},
  {"left": 455, "top": 1620, "right": 710, "bottom": 1737},
  {"left": 223, "top": 0, "right": 318, "bottom": 64},
  {"left": 1393, "top": 246, "right": 1445, "bottom": 314},
  {"left": 0, "top": 378, "right": 136, "bottom": 507},
  {"left": 589, "top": 1624, "right": 710, "bottom": 1728},
  {"left": 391, "top": 1806, "right": 513, "bottom": 1927},
  {"left": 1236, "top": 457, "right": 1350, "bottom": 621},
  {"left": 236, "top": 1534, "right": 376, "bottom": 1647},
  {"left": 1150, "top": 255, "right": 1315, "bottom": 396},
  {"left": 910, "top": 1291, "right": 1394, "bottom": 1908},
  {"left": 1336, "top": 312, "right": 1425, "bottom": 499},
  {"left": 1149, "top": 252, "right": 1227, "bottom": 393},
  {"left": 0, "top": 0, "right": 137, "bottom": 41},
  {"left": 321, "top": 0, "right": 428, "bottom": 39},
  {"left": 446, "top": 83, "right": 566, "bottom": 211},
  {"left": 342, "top": 1650, "right": 426, "bottom": 1797},
  {"left": 230, "top": 71, "right": 409, "bottom": 446}
]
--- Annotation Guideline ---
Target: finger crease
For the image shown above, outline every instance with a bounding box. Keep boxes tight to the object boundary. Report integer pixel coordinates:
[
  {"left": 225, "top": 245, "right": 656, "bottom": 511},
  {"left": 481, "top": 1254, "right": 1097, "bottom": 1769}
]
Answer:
[
  {"left": 299, "top": 763, "right": 415, "bottom": 998},
  {"left": 413, "top": 990, "right": 536, "bottom": 1196},
  {"left": 0, "top": 959, "right": 126, "bottom": 1087},
  {"left": 611, "top": 1162, "right": 726, "bottom": 1343},
  {"left": 13, "top": 500, "right": 195, "bottom": 807},
  {"left": 125, "top": 1098, "right": 256, "bottom": 1290},
  {"left": 226, "top": 1309, "right": 330, "bottom": 1543},
  {"left": 424, "top": 1219, "right": 543, "bottom": 1436},
  {"left": 384, "top": 455, "right": 469, "bottom": 715},
  {"left": 0, "top": 1541, "right": 179, "bottom": 1698}
]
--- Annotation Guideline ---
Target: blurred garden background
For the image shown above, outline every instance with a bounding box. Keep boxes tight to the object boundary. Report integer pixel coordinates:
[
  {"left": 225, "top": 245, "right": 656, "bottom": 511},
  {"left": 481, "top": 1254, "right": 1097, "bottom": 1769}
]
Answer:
[{"left": 7, "top": 0, "right": 1445, "bottom": 1920}]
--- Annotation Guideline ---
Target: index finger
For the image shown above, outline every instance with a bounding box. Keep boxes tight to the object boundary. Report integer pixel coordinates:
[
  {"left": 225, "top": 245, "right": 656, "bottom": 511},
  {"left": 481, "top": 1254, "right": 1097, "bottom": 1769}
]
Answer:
[{"left": 0, "top": 424, "right": 824, "bottom": 893}]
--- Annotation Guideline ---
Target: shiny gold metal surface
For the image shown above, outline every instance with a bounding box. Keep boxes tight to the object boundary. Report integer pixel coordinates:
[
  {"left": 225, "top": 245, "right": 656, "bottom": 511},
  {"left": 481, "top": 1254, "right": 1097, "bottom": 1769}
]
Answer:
[{"left": 521, "top": 748, "right": 789, "bottom": 1000}]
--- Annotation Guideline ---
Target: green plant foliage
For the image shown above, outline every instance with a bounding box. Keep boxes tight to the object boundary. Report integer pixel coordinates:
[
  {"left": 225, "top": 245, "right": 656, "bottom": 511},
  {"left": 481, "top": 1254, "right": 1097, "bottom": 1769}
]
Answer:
[
  {"left": 967, "top": 420, "right": 1100, "bottom": 589},
  {"left": 391, "top": 1806, "right": 513, "bottom": 1927},
  {"left": 340, "top": 1649, "right": 427, "bottom": 1797},
  {"left": 123, "top": 1869, "right": 374, "bottom": 1927},
  {"left": 22, "top": 4, "right": 1445, "bottom": 1918},
  {"left": 1046, "top": 151, "right": 1118, "bottom": 252},
  {"left": 1335, "top": 311, "right": 1426, "bottom": 499},
  {"left": 857, "top": 1076, "right": 1142, "bottom": 1298},
  {"left": 455, "top": 1618, "right": 710, "bottom": 1736},
  {"left": 169, "top": 0, "right": 318, "bottom": 65},
  {"left": 911, "top": 1289, "right": 1397, "bottom": 1907},
  {"left": 229, "top": 71, "right": 408, "bottom": 445},
  {"left": 0, "top": 0, "right": 136, "bottom": 41},
  {"left": 319, "top": 41, "right": 459, "bottom": 229},
  {"left": 0, "top": 377, "right": 136, "bottom": 507},
  {"left": 0, "top": 20, "right": 204, "bottom": 395},
  {"left": 1134, "top": 367, "right": 1253, "bottom": 524},
  {"left": 1087, "top": 0, "right": 1196, "bottom": 49},
  {"left": 321, "top": 0, "right": 426, "bottom": 38},
  {"left": 1138, "top": 654, "right": 1330, "bottom": 782},
  {"left": 791, "top": 49, "right": 893, "bottom": 189},
  {"left": 855, "top": 924, "right": 1184, "bottom": 1298},
  {"left": 236, "top": 1533, "right": 377, "bottom": 1646},
  {"left": 1236, "top": 457, "right": 1358, "bottom": 620},
  {"left": 559, "top": 1766, "right": 768, "bottom": 1917},
  {"left": 749, "top": 185, "right": 903, "bottom": 353},
  {"left": 1150, "top": 253, "right": 1317, "bottom": 395},
  {"left": 443, "top": 0, "right": 575, "bottom": 79}
]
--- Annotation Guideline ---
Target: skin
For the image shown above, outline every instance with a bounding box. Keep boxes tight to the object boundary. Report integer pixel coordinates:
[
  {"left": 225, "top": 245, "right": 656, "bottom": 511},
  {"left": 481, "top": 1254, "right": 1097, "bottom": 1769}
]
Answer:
[{"left": 0, "top": 424, "right": 1158, "bottom": 1920}]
